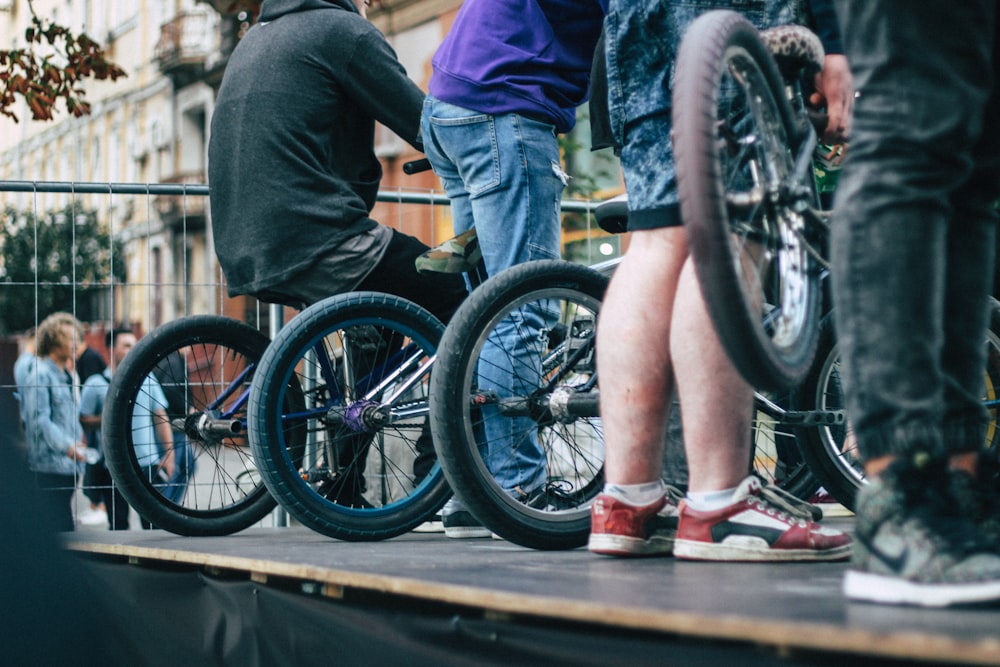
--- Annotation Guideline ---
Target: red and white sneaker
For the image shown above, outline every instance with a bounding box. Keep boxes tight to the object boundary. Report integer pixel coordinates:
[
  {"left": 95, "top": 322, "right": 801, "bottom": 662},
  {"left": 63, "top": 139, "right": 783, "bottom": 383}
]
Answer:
[
  {"left": 674, "top": 476, "right": 852, "bottom": 562},
  {"left": 588, "top": 491, "right": 679, "bottom": 557}
]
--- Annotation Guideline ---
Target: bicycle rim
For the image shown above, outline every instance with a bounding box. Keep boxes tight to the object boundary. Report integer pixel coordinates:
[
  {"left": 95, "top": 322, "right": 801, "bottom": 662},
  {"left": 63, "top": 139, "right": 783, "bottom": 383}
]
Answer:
[
  {"left": 249, "top": 293, "right": 450, "bottom": 541},
  {"left": 674, "top": 10, "right": 822, "bottom": 390},
  {"left": 103, "top": 316, "right": 282, "bottom": 535},
  {"left": 432, "top": 261, "right": 607, "bottom": 550}
]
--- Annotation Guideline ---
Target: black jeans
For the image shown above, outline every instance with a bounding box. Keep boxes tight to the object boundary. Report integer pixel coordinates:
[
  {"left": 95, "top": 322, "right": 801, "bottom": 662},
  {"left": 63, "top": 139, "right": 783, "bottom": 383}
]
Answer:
[{"left": 831, "top": 0, "right": 1000, "bottom": 461}]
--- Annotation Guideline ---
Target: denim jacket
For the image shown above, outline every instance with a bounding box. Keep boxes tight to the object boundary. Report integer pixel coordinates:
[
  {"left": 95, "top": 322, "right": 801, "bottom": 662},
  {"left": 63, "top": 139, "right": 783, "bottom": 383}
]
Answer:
[{"left": 19, "top": 356, "right": 83, "bottom": 476}]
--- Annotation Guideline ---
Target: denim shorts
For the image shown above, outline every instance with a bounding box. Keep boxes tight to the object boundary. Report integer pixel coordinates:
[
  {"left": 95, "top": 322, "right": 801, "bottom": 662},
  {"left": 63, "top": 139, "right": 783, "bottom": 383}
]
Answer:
[{"left": 605, "top": 0, "right": 807, "bottom": 230}]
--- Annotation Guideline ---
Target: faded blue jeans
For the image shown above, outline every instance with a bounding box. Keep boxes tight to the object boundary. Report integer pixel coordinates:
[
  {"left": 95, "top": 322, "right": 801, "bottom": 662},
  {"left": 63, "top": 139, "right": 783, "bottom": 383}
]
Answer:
[
  {"left": 831, "top": 0, "right": 1000, "bottom": 461},
  {"left": 421, "top": 96, "right": 564, "bottom": 496}
]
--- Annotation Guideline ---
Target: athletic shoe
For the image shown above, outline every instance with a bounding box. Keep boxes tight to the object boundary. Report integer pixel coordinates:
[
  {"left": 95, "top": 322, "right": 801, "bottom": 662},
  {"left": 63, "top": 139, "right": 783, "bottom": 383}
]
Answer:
[
  {"left": 845, "top": 462, "right": 1000, "bottom": 607},
  {"left": 674, "top": 476, "right": 851, "bottom": 561},
  {"left": 441, "top": 498, "right": 491, "bottom": 539},
  {"left": 949, "top": 458, "right": 1000, "bottom": 553},
  {"left": 587, "top": 488, "right": 680, "bottom": 557},
  {"left": 412, "top": 514, "right": 444, "bottom": 533}
]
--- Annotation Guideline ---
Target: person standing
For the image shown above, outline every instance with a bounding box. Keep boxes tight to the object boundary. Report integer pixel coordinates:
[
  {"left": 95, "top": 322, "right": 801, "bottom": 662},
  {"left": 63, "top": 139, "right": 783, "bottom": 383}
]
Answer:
[
  {"left": 209, "top": 0, "right": 465, "bottom": 323},
  {"left": 421, "top": 0, "right": 607, "bottom": 538},
  {"left": 153, "top": 350, "right": 195, "bottom": 505},
  {"left": 79, "top": 328, "right": 177, "bottom": 530},
  {"left": 586, "top": 0, "right": 853, "bottom": 561},
  {"left": 831, "top": 1, "right": 1000, "bottom": 606},
  {"left": 18, "top": 313, "right": 89, "bottom": 531}
]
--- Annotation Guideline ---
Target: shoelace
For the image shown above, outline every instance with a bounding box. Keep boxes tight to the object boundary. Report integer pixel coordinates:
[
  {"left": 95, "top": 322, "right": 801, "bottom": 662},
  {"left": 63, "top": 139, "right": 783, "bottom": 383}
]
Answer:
[
  {"left": 664, "top": 484, "right": 686, "bottom": 506},
  {"left": 757, "top": 482, "right": 821, "bottom": 522}
]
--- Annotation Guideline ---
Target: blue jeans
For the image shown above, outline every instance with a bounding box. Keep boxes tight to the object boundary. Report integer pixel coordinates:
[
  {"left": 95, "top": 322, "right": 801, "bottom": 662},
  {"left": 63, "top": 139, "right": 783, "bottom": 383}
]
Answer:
[
  {"left": 831, "top": 0, "right": 1000, "bottom": 461},
  {"left": 162, "top": 434, "right": 194, "bottom": 504},
  {"left": 421, "top": 96, "right": 564, "bottom": 495}
]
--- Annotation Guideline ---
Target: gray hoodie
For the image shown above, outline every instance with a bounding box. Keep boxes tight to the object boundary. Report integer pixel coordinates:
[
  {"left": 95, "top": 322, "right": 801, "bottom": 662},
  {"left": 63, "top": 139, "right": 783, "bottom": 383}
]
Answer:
[{"left": 208, "top": 0, "right": 424, "bottom": 296}]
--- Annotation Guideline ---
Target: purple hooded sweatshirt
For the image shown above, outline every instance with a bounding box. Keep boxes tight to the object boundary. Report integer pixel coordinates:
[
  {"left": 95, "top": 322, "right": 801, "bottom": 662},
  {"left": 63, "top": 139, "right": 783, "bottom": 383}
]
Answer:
[{"left": 428, "top": 0, "right": 608, "bottom": 135}]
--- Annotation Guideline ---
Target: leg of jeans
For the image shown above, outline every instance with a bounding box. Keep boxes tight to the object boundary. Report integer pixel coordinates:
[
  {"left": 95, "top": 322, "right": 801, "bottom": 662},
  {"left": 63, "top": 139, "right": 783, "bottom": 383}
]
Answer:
[
  {"left": 422, "top": 97, "right": 564, "bottom": 493},
  {"left": 162, "top": 434, "right": 191, "bottom": 504},
  {"left": 831, "top": 0, "right": 999, "bottom": 462}
]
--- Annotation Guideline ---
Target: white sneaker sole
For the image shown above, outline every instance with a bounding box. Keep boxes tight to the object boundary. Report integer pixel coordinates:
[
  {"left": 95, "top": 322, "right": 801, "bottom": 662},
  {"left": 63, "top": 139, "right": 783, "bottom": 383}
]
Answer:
[
  {"left": 444, "top": 526, "right": 492, "bottom": 539},
  {"left": 673, "top": 538, "right": 851, "bottom": 562},
  {"left": 844, "top": 570, "right": 1000, "bottom": 607}
]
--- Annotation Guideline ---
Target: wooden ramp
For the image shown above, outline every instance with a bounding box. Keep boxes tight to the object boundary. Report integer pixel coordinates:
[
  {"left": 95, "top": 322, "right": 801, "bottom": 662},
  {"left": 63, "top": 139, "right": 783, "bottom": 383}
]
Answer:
[{"left": 64, "top": 521, "right": 1000, "bottom": 666}]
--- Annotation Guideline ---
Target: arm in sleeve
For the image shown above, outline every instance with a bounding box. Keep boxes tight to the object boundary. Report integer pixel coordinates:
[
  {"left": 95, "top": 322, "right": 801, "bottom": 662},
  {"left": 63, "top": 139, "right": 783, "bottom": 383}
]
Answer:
[
  {"left": 342, "top": 28, "right": 425, "bottom": 152},
  {"left": 78, "top": 376, "right": 104, "bottom": 430},
  {"left": 23, "top": 377, "right": 75, "bottom": 455}
]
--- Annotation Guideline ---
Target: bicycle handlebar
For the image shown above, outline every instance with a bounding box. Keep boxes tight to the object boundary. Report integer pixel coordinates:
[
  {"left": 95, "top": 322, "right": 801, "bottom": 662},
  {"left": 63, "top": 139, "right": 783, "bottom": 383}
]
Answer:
[{"left": 403, "top": 158, "right": 432, "bottom": 175}]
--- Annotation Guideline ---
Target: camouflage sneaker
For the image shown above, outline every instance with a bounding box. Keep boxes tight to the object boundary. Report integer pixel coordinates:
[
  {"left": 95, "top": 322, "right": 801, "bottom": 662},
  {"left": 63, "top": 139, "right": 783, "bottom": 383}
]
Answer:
[
  {"left": 948, "top": 455, "right": 1000, "bottom": 553},
  {"left": 414, "top": 228, "right": 482, "bottom": 274},
  {"left": 845, "top": 459, "right": 1000, "bottom": 607}
]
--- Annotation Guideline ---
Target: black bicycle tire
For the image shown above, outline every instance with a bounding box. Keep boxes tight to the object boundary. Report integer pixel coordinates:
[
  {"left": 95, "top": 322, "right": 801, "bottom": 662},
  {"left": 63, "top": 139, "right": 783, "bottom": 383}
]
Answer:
[
  {"left": 431, "top": 260, "right": 608, "bottom": 550},
  {"left": 674, "top": 10, "right": 822, "bottom": 390},
  {"left": 103, "top": 315, "right": 280, "bottom": 535},
  {"left": 795, "top": 299, "right": 1000, "bottom": 511},
  {"left": 249, "top": 292, "right": 451, "bottom": 541}
]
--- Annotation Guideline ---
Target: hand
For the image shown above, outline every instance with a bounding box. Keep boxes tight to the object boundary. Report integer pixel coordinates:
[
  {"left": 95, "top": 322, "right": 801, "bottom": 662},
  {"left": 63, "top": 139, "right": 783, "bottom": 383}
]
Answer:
[
  {"left": 810, "top": 54, "right": 853, "bottom": 144},
  {"left": 67, "top": 443, "right": 88, "bottom": 462},
  {"left": 158, "top": 447, "right": 176, "bottom": 480}
]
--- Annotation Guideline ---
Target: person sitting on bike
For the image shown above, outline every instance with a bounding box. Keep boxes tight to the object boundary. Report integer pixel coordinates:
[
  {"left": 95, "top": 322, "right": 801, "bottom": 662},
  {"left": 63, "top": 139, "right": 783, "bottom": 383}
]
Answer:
[
  {"left": 587, "top": 0, "right": 854, "bottom": 560},
  {"left": 208, "top": 0, "right": 466, "bottom": 322},
  {"left": 208, "top": 0, "right": 467, "bottom": 505}
]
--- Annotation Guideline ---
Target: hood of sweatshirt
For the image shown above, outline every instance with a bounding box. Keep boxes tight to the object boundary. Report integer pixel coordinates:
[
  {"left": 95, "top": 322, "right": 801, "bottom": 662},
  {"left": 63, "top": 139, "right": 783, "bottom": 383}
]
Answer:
[{"left": 259, "top": 0, "right": 358, "bottom": 22}]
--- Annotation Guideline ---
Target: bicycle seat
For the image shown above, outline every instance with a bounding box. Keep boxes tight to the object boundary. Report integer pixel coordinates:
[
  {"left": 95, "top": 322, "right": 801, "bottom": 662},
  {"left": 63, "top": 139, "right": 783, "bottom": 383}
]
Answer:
[
  {"left": 595, "top": 193, "right": 629, "bottom": 234},
  {"left": 760, "top": 24, "right": 824, "bottom": 78}
]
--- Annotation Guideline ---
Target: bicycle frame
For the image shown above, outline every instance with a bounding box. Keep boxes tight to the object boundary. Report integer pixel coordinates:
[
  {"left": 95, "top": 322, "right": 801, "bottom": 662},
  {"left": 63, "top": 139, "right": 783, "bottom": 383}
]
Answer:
[{"left": 176, "top": 337, "right": 433, "bottom": 443}]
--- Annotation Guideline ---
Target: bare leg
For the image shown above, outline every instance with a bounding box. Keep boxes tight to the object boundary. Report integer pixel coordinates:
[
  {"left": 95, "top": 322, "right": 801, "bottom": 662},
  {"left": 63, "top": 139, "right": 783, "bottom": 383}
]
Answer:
[
  {"left": 671, "top": 256, "right": 755, "bottom": 493},
  {"left": 598, "top": 227, "right": 687, "bottom": 485}
]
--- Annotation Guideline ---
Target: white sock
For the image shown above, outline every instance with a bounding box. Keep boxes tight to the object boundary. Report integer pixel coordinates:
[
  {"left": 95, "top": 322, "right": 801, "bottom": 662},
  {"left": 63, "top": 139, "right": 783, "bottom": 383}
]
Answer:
[
  {"left": 603, "top": 481, "right": 665, "bottom": 506},
  {"left": 685, "top": 486, "right": 739, "bottom": 511}
]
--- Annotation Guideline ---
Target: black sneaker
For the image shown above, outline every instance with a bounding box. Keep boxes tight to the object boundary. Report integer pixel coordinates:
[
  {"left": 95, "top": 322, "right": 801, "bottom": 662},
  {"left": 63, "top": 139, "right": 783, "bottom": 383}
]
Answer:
[
  {"left": 845, "top": 458, "right": 1000, "bottom": 607},
  {"left": 441, "top": 498, "right": 490, "bottom": 539}
]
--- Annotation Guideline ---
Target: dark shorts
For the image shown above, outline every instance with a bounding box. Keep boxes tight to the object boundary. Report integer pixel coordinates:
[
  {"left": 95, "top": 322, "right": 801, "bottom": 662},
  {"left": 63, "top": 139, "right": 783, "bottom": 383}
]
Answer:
[{"left": 258, "top": 229, "right": 468, "bottom": 325}]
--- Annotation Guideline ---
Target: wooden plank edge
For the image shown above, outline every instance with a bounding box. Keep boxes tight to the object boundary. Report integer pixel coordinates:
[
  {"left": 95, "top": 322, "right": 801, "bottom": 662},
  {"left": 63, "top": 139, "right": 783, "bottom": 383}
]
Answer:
[{"left": 68, "top": 540, "right": 1000, "bottom": 666}]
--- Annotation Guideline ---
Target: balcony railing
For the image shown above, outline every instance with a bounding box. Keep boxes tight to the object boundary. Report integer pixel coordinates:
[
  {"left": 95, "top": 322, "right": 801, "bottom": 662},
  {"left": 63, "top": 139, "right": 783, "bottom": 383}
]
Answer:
[{"left": 155, "top": 10, "right": 214, "bottom": 76}]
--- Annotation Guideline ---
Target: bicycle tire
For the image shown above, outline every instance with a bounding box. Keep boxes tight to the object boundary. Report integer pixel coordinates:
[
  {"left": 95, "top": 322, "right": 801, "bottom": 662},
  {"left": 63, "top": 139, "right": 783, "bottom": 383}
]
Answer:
[
  {"left": 249, "top": 292, "right": 450, "bottom": 541},
  {"left": 794, "top": 299, "right": 1000, "bottom": 510},
  {"left": 674, "top": 10, "right": 823, "bottom": 390},
  {"left": 103, "top": 315, "right": 298, "bottom": 535},
  {"left": 431, "top": 260, "right": 608, "bottom": 550}
]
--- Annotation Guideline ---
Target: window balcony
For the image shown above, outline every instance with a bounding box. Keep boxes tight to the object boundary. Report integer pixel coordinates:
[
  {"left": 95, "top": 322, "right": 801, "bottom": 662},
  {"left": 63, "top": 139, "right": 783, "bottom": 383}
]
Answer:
[
  {"left": 155, "top": 10, "right": 214, "bottom": 80},
  {"left": 155, "top": 171, "right": 208, "bottom": 232}
]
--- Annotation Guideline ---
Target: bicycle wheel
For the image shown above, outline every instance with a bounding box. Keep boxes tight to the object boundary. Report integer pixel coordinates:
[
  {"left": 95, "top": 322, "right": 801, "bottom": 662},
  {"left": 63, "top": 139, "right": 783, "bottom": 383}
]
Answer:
[
  {"left": 249, "top": 292, "right": 450, "bottom": 541},
  {"left": 103, "top": 316, "right": 301, "bottom": 535},
  {"left": 674, "top": 10, "right": 823, "bottom": 390},
  {"left": 794, "top": 299, "right": 1000, "bottom": 511},
  {"left": 431, "top": 260, "right": 608, "bottom": 550}
]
